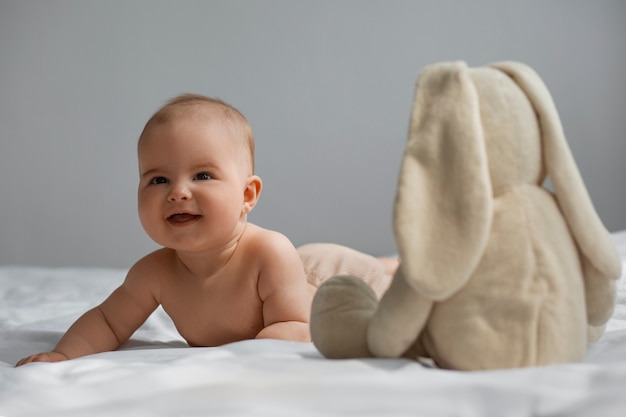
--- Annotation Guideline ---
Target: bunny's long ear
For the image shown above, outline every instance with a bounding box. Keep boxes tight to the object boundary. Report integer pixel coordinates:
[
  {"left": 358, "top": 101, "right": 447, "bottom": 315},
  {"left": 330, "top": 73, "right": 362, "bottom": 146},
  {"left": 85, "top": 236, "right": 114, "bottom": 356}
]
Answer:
[
  {"left": 394, "top": 61, "right": 493, "bottom": 301},
  {"left": 490, "top": 61, "right": 622, "bottom": 323}
]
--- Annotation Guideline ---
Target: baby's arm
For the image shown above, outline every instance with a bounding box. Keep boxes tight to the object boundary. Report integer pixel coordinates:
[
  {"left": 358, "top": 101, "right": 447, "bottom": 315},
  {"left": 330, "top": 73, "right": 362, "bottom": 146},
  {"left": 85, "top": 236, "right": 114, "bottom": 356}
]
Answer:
[
  {"left": 16, "top": 261, "right": 159, "bottom": 366},
  {"left": 254, "top": 233, "right": 312, "bottom": 342}
]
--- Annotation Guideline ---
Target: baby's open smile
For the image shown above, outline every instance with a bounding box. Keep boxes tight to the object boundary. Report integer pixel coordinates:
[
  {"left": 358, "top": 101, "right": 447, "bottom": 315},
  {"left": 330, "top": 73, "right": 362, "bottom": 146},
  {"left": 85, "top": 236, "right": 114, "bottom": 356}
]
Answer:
[{"left": 167, "top": 212, "right": 202, "bottom": 226}]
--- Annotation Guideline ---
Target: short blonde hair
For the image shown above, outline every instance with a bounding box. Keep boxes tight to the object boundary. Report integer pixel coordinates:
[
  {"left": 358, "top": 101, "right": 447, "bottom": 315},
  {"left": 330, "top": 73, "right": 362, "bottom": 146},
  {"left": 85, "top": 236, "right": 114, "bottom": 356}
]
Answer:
[{"left": 139, "top": 94, "right": 255, "bottom": 173}]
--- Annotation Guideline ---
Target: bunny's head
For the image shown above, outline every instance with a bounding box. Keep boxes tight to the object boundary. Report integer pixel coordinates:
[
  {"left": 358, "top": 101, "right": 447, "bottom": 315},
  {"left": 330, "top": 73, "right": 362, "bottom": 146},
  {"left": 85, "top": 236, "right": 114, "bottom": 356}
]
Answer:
[{"left": 394, "top": 61, "right": 620, "bottom": 308}]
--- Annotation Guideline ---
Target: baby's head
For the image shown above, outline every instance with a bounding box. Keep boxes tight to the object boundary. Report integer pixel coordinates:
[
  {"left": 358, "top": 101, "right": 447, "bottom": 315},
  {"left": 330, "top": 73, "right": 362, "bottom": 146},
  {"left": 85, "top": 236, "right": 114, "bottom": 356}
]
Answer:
[
  {"left": 137, "top": 94, "right": 262, "bottom": 252},
  {"left": 138, "top": 94, "right": 255, "bottom": 176}
]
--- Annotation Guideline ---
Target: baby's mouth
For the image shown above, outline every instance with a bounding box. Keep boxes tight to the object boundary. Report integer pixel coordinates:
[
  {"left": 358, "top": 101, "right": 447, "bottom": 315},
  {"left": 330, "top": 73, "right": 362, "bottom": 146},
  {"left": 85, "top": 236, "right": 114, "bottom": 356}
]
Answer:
[{"left": 167, "top": 213, "right": 201, "bottom": 225}]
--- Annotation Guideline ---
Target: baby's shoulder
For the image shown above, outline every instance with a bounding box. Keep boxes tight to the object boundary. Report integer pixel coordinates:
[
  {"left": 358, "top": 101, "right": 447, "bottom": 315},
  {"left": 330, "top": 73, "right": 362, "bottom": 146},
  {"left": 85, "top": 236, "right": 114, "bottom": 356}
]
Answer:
[
  {"left": 244, "top": 223, "right": 294, "bottom": 249},
  {"left": 241, "top": 223, "right": 298, "bottom": 260},
  {"left": 126, "top": 248, "right": 176, "bottom": 282}
]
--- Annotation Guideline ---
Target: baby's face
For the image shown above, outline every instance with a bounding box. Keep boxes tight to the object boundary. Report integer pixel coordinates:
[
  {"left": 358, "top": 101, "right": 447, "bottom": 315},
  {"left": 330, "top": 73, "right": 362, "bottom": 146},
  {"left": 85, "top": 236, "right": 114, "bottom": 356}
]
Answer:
[{"left": 137, "top": 118, "right": 251, "bottom": 253}]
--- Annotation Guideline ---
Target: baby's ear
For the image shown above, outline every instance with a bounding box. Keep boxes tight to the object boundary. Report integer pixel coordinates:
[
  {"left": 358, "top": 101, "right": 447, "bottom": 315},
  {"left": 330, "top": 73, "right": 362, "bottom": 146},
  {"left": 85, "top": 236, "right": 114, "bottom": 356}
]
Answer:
[{"left": 242, "top": 175, "right": 262, "bottom": 214}]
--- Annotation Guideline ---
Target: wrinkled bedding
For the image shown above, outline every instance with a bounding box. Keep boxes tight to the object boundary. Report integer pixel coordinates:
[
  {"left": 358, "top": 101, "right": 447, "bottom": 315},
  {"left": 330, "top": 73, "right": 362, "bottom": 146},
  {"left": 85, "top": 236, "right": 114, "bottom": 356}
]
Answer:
[{"left": 1, "top": 231, "right": 625, "bottom": 417}]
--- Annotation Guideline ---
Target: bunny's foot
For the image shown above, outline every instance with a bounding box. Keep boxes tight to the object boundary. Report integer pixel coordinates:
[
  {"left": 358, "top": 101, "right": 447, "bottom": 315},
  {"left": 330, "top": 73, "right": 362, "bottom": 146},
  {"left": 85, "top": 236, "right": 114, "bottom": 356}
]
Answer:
[{"left": 310, "top": 275, "right": 378, "bottom": 359}]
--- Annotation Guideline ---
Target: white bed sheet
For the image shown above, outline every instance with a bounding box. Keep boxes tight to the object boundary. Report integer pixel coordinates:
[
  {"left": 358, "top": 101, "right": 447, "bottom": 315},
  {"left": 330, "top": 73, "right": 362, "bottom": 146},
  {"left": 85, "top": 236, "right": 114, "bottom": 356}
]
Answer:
[{"left": 1, "top": 231, "right": 626, "bottom": 417}]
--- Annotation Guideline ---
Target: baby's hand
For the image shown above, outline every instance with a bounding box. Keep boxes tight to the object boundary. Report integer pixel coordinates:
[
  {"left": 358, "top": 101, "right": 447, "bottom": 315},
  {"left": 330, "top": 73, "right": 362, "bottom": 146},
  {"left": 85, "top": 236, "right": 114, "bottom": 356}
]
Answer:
[{"left": 16, "top": 352, "right": 69, "bottom": 367}]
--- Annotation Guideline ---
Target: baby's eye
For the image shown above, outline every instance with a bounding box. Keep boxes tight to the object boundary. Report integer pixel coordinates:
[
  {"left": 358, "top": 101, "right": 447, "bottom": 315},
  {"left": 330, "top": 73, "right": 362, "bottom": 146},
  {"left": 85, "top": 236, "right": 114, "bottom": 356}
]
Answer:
[
  {"left": 150, "top": 176, "right": 168, "bottom": 185},
  {"left": 195, "top": 172, "right": 212, "bottom": 181}
]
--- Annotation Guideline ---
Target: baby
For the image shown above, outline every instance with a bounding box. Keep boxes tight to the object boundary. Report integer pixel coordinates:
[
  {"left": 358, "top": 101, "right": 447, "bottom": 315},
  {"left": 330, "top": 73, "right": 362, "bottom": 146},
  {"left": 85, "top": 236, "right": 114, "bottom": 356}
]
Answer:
[{"left": 17, "top": 94, "right": 396, "bottom": 366}]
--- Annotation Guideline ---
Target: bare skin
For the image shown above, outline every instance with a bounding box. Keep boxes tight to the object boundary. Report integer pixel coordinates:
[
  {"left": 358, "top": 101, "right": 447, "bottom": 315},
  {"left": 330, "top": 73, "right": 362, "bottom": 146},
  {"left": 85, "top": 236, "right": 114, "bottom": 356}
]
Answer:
[
  {"left": 16, "top": 223, "right": 312, "bottom": 366},
  {"left": 17, "top": 101, "right": 312, "bottom": 366},
  {"left": 16, "top": 96, "right": 398, "bottom": 367}
]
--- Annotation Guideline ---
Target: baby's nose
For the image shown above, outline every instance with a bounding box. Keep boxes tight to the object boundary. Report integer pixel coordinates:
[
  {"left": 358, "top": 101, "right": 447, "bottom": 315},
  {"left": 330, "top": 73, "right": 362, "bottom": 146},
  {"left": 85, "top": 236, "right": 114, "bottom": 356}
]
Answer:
[{"left": 167, "top": 184, "right": 192, "bottom": 202}]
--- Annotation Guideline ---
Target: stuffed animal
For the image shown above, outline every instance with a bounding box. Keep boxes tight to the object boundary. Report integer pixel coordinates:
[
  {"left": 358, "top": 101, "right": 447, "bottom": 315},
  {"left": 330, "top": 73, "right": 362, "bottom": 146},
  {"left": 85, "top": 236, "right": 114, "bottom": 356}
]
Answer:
[{"left": 310, "top": 61, "right": 622, "bottom": 370}]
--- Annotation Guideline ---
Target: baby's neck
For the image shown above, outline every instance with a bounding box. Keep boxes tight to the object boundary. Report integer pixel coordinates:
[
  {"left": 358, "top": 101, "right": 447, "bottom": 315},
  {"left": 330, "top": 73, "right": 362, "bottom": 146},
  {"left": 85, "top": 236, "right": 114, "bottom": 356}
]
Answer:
[{"left": 174, "top": 225, "right": 247, "bottom": 279}]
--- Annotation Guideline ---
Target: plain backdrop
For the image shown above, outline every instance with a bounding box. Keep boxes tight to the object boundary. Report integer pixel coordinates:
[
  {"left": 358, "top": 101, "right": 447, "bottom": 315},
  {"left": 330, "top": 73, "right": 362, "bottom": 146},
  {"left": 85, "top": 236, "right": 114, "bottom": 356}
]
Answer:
[{"left": 1, "top": 0, "right": 625, "bottom": 268}]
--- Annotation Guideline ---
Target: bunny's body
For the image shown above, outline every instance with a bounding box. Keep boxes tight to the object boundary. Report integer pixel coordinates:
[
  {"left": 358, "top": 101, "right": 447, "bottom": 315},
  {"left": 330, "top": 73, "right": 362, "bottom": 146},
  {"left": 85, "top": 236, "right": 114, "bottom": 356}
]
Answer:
[
  {"left": 422, "top": 185, "right": 587, "bottom": 369},
  {"left": 311, "top": 62, "right": 621, "bottom": 370}
]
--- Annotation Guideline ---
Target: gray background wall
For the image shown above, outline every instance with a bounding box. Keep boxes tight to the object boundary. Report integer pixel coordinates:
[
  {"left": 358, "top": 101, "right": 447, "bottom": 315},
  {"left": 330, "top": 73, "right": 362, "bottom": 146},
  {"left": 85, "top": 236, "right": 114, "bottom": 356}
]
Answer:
[{"left": 1, "top": 0, "right": 625, "bottom": 268}]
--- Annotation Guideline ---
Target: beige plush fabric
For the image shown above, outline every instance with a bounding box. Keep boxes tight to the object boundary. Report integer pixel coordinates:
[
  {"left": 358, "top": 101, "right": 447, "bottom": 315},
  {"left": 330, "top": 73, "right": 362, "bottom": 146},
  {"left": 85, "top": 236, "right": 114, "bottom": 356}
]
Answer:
[{"left": 310, "top": 61, "right": 622, "bottom": 370}]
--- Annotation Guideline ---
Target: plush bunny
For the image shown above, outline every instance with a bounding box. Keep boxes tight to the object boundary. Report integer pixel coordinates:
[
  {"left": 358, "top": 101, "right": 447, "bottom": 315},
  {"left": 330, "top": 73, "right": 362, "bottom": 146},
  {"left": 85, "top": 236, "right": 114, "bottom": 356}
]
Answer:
[{"left": 310, "top": 61, "right": 622, "bottom": 370}]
